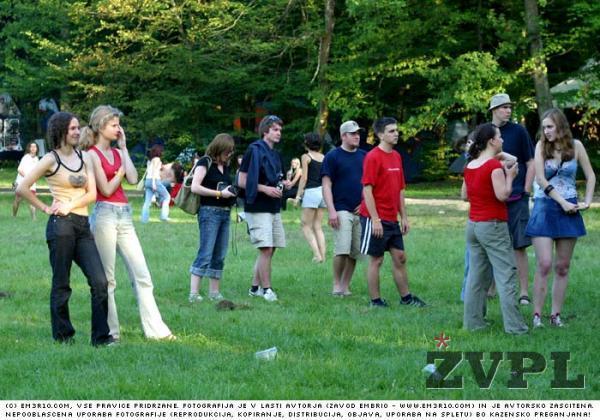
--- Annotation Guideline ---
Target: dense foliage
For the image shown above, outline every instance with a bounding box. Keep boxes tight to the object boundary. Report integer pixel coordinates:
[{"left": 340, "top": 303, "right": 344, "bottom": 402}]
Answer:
[{"left": 1, "top": 0, "right": 598, "bottom": 176}]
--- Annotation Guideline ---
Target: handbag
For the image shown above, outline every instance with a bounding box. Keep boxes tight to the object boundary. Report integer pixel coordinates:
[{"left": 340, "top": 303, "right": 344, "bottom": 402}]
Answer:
[
  {"left": 136, "top": 168, "right": 147, "bottom": 191},
  {"left": 174, "top": 157, "right": 211, "bottom": 215}
]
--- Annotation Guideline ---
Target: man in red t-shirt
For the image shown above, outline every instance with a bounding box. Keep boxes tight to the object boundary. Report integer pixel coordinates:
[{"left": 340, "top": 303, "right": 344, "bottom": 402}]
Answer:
[{"left": 359, "top": 117, "right": 426, "bottom": 308}]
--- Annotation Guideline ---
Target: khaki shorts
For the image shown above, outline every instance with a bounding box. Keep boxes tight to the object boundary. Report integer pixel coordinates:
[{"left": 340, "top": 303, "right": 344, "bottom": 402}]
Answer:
[
  {"left": 245, "top": 212, "right": 286, "bottom": 249},
  {"left": 333, "top": 210, "right": 362, "bottom": 259}
]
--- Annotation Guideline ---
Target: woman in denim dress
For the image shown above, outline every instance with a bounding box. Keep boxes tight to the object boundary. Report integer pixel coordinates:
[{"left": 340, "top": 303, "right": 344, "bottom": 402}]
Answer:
[{"left": 526, "top": 108, "right": 596, "bottom": 328}]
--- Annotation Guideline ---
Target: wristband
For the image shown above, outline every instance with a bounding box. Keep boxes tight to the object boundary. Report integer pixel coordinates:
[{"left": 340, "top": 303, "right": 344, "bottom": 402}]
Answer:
[{"left": 543, "top": 185, "right": 555, "bottom": 196}]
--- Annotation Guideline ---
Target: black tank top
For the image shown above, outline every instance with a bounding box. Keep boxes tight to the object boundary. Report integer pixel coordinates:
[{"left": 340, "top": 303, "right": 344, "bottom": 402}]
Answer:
[{"left": 306, "top": 157, "right": 322, "bottom": 189}]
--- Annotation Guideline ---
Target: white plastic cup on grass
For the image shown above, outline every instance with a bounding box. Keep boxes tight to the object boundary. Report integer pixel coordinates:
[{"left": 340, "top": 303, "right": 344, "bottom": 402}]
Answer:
[{"left": 255, "top": 347, "right": 278, "bottom": 361}]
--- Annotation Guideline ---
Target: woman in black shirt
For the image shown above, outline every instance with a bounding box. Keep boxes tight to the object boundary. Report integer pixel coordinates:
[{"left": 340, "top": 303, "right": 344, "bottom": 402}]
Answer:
[{"left": 188, "top": 134, "right": 237, "bottom": 302}]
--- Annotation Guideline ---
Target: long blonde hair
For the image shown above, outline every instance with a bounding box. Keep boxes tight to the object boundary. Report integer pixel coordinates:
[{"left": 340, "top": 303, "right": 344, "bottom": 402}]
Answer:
[{"left": 79, "top": 105, "right": 123, "bottom": 150}]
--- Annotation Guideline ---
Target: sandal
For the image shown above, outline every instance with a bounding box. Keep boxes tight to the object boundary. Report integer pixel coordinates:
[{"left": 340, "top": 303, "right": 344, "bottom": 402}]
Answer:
[{"left": 519, "top": 295, "right": 531, "bottom": 305}]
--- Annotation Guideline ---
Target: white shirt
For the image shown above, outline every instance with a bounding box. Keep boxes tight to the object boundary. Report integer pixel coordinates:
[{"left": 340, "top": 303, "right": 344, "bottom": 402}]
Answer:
[{"left": 15, "top": 153, "right": 39, "bottom": 189}]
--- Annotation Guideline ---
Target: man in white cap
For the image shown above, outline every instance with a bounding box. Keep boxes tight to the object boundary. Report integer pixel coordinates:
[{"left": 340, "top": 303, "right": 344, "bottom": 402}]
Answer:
[
  {"left": 489, "top": 93, "right": 535, "bottom": 305},
  {"left": 321, "top": 120, "right": 367, "bottom": 296}
]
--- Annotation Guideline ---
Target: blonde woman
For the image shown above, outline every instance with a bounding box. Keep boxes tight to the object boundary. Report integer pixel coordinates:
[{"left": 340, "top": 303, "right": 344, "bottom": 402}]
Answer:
[
  {"left": 282, "top": 157, "right": 302, "bottom": 210},
  {"left": 80, "top": 105, "right": 174, "bottom": 341},
  {"left": 13, "top": 141, "right": 40, "bottom": 220},
  {"left": 526, "top": 108, "right": 595, "bottom": 328},
  {"left": 295, "top": 133, "right": 326, "bottom": 263}
]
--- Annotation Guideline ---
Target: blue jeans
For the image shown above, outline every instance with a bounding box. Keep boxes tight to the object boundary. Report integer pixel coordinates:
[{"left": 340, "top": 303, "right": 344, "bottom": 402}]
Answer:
[
  {"left": 190, "top": 206, "right": 231, "bottom": 279},
  {"left": 141, "top": 178, "right": 170, "bottom": 223},
  {"left": 46, "top": 214, "right": 112, "bottom": 345}
]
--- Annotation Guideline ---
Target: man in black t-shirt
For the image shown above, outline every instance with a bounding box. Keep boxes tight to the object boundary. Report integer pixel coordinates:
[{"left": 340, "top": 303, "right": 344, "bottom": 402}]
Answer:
[{"left": 238, "top": 115, "right": 291, "bottom": 302}]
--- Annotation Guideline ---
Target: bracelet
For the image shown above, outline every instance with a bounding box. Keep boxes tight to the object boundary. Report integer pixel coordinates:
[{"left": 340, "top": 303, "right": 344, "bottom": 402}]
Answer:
[
  {"left": 373, "top": 218, "right": 381, "bottom": 223},
  {"left": 216, "top": 190, "right": 222, "bottom": 199},
  {"left": 543, "top": 185, "right": 555, "bottom": 196}
]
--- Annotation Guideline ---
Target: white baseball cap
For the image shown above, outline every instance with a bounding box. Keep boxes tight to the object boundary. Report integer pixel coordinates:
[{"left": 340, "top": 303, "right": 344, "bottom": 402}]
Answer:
[{"left": 339, "top": 120, "right": 363, "bottom": 136}]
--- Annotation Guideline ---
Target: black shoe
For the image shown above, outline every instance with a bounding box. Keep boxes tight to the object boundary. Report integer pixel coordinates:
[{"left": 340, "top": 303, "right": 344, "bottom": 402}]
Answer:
[
  {"left": 370, "top": 299, "right": 389, "bottom": 308},
  {"left": 94, "top": 336, "right": 118, "bottom": 347},
  {"left": 400, "top": 295, "right": 427, "bottom": 307},
  {"left": 56, "top": 337, "right": 75, "bottom": 345}
]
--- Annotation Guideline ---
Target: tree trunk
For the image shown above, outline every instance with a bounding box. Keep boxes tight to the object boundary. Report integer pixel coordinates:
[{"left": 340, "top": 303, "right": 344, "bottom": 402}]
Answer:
[
  {"left": 314, "top": 0, "right": 336, "bottom": 137},
  {"left": 524, "top": 0, "right": 553, "bottom": 118}
]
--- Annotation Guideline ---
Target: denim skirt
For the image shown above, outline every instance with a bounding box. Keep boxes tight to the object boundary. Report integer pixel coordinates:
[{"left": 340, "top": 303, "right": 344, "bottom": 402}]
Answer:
[{"left": 526, "top": 197, "right": 586, "bottom": 238}]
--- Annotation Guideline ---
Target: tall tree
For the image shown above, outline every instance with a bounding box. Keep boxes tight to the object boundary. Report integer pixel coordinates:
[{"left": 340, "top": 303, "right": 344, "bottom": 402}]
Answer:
[
  {"left": 524, "top": 0, "right": 553, "bottom": 117},
  {"left": 313, "top": 0, "right": 336, "bottom": 137}
]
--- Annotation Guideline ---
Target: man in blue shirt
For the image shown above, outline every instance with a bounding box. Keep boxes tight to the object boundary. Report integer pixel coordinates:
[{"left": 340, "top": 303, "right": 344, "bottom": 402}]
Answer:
[
  {"left": 238, "top": 115, "right": 291, "bottom": 302},
  {"left": 321, "top": 120, "right": 366, "bottom": 296},
  {"left": 489, "top": 93, "right": 535, "bottom": 304}
]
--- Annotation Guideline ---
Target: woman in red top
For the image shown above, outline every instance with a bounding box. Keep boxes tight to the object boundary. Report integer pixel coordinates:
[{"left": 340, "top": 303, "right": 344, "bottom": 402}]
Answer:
[
  {"left": 80, "top": 105, "right": 174, "bottom": 341},
  {"left": 461, "top": 123, "right": 528, "bottom": 334}
]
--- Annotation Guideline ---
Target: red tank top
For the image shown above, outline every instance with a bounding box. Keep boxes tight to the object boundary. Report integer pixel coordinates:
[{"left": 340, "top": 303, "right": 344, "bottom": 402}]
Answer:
[
  {"left": 90, "top": 146, "right": 128, "bottom": 204},
  {"left": 464, "top": 159, "right": 507, "bottom": 222}
]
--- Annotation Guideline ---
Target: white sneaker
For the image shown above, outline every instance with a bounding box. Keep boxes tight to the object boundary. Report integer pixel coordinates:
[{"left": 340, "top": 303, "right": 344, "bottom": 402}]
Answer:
[
  {"left": 208, "top": 292, "right": 224, "bottom": 301},
  {"left": 189, "top": 293, "right": 203, "bottom": 303},
  {"left": 262, "top": 288, "right": 278, "bottom": 302},
  {"left": 533, "top": 314, "right": 543, "bottom": 328},
  {"left": 550, "top": 314, "right": 564, "bottom": 327},
  {"left": 248, "top": 287, "right": 264, "bottom": 297}
]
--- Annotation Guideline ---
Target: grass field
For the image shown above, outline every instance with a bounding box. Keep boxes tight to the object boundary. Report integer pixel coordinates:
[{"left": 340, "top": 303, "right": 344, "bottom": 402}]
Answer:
[{"left": 0, "top": 189, "right": 598, "bottom": 400}]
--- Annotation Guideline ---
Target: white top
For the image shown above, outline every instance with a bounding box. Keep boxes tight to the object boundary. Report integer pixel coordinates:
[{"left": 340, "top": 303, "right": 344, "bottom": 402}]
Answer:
[{"left": 15, "top": 154, "right": 39, "bottom": 189}]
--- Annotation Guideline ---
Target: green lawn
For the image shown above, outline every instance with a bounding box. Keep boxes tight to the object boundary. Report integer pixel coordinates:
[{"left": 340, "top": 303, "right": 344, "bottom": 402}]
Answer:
[{"left": 0, "top": 190, "right": 598, "bottom": 400}]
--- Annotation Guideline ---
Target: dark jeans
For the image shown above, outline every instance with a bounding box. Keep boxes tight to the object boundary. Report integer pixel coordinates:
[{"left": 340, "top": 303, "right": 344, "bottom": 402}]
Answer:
[
  {"left": 46, "top": 214, "right": 112, "bottom": 345},
  {"left": 281, "top": 187, "right": 298, "bottom": 210}
]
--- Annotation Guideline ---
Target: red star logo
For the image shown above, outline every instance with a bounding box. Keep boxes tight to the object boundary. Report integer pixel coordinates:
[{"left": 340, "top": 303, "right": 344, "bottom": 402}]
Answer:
[{"left": 434, "top": 331, "right": 450, "bottom": 349}]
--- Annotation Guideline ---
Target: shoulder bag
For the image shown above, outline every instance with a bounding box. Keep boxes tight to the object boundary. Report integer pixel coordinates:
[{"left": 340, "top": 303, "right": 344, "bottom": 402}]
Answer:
[{"left": 174, "top": 157, "right": 212, "bottom": 214}]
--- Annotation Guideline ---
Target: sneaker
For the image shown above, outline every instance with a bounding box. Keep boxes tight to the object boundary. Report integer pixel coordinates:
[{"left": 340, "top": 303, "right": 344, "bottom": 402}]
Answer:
[
  {"left": 519, "top": 295, "right": 531, "bottom": 305},
  {"left": 400, "top": 295, "right": 427, "bottom": 307},
  {"left": 248, "top": 287, "right": 264, "bottom": 297},
  {"left": 550, "top": 314, "right": 564, "bottom": 327},
  {"left": 208, "top": 292, "right": 224, "bottom": 301},
  {"left": 533, "top": 313, "right": 543, "bottom": 328},
  {"left": 369, "top": 299, "right": 389, "bottom": 308},
  {"left": 188, "top": 293, "right": 203, "bottom": 303},
  {"left": 263, "top": 288, "right": 278, "bottom": 302}
]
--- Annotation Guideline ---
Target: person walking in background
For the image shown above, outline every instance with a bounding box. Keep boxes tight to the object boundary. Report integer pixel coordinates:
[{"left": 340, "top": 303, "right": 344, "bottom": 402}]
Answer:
[
  {"left": 80, "top": 105, "right": 174, "bottom": 341},
  {"left": 281, "top": 157, "right": 301, "bottom": 210},
  {"left": 188, "top": 134, "right": 237, "bottom": 303},
  {"left": 16, "top": 112, "right": 114, "bottom": 346},
  {"left": 461, "top": 122, "right": 528, "bottom": 334},
  {"left": 321, "top": 121, "right": 366, "bottom": 296},
  {"left": 489, "top": 93, "right": 535, "bottom": 305},
  {"left": 359, "top": 117, "right": 426, "bottom": 308},
  {"left": 295, "top": 133, "right": 327, "bottom": 263},
  {"left": 141, "top": 145, "right": 170, "bottom": 223},
  {"left": 526, "top": 108, "right": 595, "bottom": 328},
  {"left": 238, "top": 115, "right": 291, "bottom": 302},
  {"left": 13, "top": 141, "right": 40, "bottom": 220}
]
